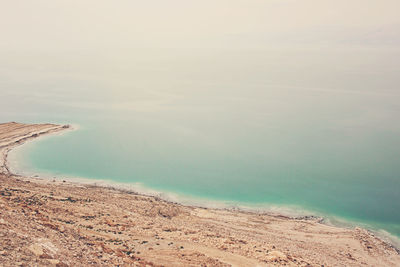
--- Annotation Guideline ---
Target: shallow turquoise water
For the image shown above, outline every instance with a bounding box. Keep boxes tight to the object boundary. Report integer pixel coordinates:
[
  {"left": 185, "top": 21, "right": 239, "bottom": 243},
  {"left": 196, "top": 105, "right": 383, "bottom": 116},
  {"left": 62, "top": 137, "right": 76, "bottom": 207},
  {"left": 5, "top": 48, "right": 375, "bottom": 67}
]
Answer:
[
  {"left": 15, "top": 116, "right": 400, "bottom": 237},
  {"left": 2, "top": 46, "right": 400, "bottom": 240}
]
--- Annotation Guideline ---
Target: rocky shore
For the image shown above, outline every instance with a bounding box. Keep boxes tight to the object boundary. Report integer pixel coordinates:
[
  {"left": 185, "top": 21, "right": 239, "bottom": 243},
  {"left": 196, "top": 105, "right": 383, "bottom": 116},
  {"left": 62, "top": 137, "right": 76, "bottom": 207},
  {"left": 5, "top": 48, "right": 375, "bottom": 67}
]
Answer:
[{"left": 0, "top": 122, "right": 399, "bottom": 266}]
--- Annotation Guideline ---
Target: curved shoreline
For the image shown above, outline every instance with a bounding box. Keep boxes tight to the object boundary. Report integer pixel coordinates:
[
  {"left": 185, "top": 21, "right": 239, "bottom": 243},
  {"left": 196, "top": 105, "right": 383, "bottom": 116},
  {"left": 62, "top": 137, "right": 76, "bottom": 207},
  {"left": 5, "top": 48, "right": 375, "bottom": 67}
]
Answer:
[
  {"left": 3, "top": 122, "right": 400, "bottom": 243},
  {"left": 0, "top": 122, "right": 71, "bottom": 175},
  {"left": 4, "top": 122, "right": 323, "bottom": 219},
  {"left": 1, "top": 122, "right": 399, "bottom": 266},
  {"left": 5, "top": 123, "right": 400, "bottom": 245}
]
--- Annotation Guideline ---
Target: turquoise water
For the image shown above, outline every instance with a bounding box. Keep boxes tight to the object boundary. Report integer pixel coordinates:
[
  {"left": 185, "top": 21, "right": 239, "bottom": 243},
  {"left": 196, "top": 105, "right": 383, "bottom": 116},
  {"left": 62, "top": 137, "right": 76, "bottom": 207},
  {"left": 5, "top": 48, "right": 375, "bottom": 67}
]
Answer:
[
  {"left": 13, "top": 115, "right": 400, "bottom": 238},
  {"left": 1, "top": 47, "right": 400, "bottom": 240}
]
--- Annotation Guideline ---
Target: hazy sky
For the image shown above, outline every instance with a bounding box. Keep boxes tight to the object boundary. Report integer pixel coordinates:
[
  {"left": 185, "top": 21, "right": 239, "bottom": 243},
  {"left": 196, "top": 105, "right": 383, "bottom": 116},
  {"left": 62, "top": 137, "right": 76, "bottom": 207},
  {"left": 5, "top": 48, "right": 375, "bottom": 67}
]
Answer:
[
  {"left": 1, "top": 0, "right": 399, "bottom": 52},
  {"left": 1, "top": 0, "right": 399, "bottom": 120}
]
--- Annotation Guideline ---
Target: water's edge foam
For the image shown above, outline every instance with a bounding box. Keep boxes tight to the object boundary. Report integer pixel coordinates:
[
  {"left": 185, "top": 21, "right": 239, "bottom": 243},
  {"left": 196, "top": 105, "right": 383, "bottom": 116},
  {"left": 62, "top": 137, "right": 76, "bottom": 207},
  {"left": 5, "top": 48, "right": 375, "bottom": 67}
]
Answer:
[{"left": 6, "top": 125, "right": 400, "bottom": 250}]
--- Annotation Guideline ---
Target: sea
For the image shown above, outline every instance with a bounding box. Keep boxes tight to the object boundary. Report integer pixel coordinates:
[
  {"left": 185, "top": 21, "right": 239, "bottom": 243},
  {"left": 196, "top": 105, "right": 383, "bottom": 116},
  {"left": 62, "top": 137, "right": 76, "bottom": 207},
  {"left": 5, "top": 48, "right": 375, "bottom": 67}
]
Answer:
[{"left": 1, "top": 45, "right": 400, "bottom": 246}]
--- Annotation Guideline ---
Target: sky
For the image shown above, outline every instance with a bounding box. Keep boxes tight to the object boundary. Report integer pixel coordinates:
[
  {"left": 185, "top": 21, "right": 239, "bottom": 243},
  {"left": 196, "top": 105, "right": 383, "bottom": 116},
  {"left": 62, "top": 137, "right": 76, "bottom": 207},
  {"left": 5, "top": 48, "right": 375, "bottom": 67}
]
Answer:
[
  {"left": 1, "top": 0, "right": 399, "bottom": 119},
  {"left": 1, "top": 0, "right": 399, "bottom": 51}
]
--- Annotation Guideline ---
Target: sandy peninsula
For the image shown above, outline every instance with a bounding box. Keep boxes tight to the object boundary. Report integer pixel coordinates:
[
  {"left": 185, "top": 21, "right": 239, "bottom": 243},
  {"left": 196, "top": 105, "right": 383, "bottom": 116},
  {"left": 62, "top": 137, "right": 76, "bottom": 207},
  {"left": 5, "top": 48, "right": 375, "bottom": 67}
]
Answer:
[{"left": 0, "top": 122, "right": 399, "bottom": 266}]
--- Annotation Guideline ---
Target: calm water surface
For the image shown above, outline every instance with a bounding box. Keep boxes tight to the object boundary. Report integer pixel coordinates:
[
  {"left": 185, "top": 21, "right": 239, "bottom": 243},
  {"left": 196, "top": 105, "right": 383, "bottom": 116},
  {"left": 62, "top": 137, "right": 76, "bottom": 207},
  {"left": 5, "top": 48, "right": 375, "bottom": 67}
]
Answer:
[{"left": 2, "top": 47, "right": 400, "bottom": 240}]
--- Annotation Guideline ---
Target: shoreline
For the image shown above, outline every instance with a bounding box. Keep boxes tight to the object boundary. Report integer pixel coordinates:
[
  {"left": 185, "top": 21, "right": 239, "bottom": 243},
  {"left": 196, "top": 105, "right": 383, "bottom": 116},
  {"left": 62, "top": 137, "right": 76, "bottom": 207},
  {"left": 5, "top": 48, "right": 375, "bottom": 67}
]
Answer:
[
  {"left": 4, "top": 123, "right": 324, "bottom": 219},
  {"left": 1, "top": 122, "right": 399, "bottom": 266},
  {"left": 0, "top": 122, "right": 71, "bottom": 175},
  {"left": 6, "top": 122, "right": 400, "bottom": 246}
]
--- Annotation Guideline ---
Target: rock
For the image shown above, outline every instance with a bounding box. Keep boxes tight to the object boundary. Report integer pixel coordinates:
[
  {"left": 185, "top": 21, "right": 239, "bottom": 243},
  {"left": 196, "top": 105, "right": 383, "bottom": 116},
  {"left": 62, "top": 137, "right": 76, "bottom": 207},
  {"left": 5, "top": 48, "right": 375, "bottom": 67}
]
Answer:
[
  {"left": 40, "top": 252, "right": 54, "bottom": 259},
  {"left": 0, "top": 218, "right": 5, "bottom": 224},
  {"left": 266, "top": 250, "right": 287, "bottom": 261},
  {"left": 43, "top": 223, "right": 59, "bottom": 231},
  {"left": 158, "top": 206, "right": 181, "bottom": 218},
  {"left": 56, "top": 262, "right": 69, "bottom": 267},
  {"left": 99, "top": 243, "right": 114, "bottom": 254},
  {"left": 29, "top": 244, "right": 44, "bottom": 257},
  {"left": 146, "top": 205, "right": 181, "bottom": 219},
  {"left": 105, "top": 219, "right": 115, "bottom": 227},
  {"left": 47, "top": 259, "right": 60, "bottom": 265}
]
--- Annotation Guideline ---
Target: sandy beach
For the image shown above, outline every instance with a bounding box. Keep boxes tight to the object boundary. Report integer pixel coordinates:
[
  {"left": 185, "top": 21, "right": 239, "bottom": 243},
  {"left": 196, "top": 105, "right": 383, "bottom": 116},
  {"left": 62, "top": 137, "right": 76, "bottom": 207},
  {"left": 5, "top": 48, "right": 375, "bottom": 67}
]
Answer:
[{"left": 0, "top": 122, "right": 399, "bottom": 266}]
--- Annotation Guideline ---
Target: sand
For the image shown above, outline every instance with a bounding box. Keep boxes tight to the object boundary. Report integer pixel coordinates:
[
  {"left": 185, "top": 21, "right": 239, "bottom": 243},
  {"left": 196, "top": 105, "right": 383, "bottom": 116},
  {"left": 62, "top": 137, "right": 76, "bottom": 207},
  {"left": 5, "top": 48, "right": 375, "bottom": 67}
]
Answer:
[{"left": 0, "top": 122, "right": 399, "bottom": 266}]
